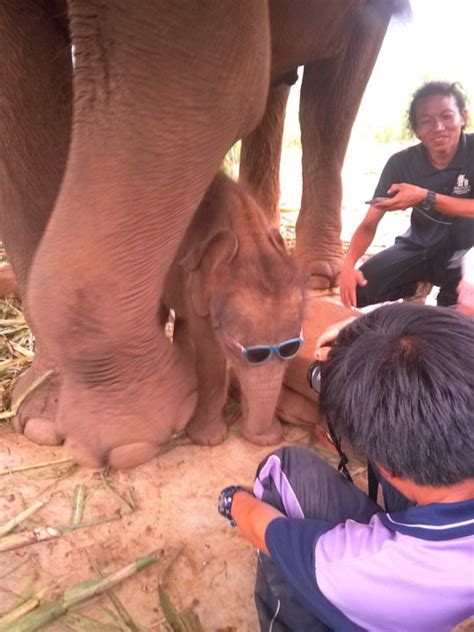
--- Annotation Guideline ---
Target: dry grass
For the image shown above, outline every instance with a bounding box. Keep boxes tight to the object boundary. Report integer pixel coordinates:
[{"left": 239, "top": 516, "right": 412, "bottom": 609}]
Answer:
[{"left": 0, "top": 297, "right": 34, "bottom": 421}]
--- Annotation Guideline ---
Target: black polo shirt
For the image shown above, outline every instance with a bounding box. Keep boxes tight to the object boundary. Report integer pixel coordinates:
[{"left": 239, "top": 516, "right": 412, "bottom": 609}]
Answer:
[{"left": 373, "top": 132, "right": 474, "bottom": 248}]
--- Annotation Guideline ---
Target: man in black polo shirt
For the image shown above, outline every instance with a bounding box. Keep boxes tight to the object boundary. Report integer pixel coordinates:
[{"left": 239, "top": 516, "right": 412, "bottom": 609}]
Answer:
[{"left": 340, "top": 81, "right": 474, "bottom": 308}]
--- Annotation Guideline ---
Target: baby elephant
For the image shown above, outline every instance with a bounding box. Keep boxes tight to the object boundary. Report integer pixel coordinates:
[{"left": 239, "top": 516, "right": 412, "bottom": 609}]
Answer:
[{"left": 162, "top": 172, "right": 305, "bottom": 446}]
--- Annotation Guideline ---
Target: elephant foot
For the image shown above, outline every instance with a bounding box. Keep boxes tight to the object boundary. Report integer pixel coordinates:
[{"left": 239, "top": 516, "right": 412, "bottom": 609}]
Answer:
[
  {"left": 186, "top": 414, "right": 228, "bottom": 446},
  {"left": 305, "top": 260, "right": 342, "bottom": 291},
  {"left": 12, "top": 360, "right": 62, "bottom": 446},
  {"left": 63, "top": 439, "right": 161, "bottom": 470},
  {"left": 59, "top": 387, "right": 197, "bottom": 469},
  {"left": 56, "top": 348, "right": 198, "bottom": 469},
  {"left": 107, "top": 443, "right": 161, "bottom": 469},
  {"left": 24, "top": 417, "right": 62, "bottom": 446},
  {"left": 239, "top": 417, "right": 283, "bottom": 446}
]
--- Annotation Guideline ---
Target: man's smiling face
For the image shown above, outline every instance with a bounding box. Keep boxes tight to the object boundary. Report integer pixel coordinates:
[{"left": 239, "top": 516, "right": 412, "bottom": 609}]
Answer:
[{"left": 414, "top": 93, "right": 466, "bottom": 159}]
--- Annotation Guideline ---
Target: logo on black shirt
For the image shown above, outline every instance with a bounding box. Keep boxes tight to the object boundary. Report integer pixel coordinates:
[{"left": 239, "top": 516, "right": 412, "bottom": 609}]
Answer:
[{"left": 452, "top": 174, "right": 471, "bottom": 196}]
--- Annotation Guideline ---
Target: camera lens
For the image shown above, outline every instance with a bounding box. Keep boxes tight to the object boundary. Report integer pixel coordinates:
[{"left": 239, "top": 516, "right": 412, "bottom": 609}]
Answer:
[{"left": 307, "top": 361, "right": 323, "bottom": 395}]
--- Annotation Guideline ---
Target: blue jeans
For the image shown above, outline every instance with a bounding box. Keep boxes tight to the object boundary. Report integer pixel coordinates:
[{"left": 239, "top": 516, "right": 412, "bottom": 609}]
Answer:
[{"left": 356, "top": 220, "right": 473, "bottom": 308}]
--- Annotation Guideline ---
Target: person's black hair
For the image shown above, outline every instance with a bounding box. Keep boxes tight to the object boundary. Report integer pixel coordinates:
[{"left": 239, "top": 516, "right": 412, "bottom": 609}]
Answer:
[
  {"left": 319, "top": 304, "right": 474, "bottom": 487},
  {"left": 407, "top": 81, "right": 468, "bottom": 132}
]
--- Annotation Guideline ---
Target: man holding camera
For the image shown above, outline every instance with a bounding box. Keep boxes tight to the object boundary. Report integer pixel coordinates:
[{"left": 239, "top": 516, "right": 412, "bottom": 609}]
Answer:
[
  {"left": 218, "top": 304, "right": 474, "bottom": 631},
  {"left": 340, "top": 81, "right": 474, "bottom": 309}
]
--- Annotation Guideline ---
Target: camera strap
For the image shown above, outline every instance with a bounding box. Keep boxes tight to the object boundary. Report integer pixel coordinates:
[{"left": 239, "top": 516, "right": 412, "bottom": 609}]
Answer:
[
  {"left": 325, "top": 420, "right": 353, "bottom": 484},
  {"left": 326, "top": 420, "right": 380, "bottom": 503},
  {"left": 367, "top": 462, "right": 379, "bottom": 503}
]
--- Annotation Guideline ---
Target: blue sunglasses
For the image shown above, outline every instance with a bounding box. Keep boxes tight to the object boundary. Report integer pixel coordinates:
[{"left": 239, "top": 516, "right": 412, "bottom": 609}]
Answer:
[{"left": 219, "top": 328, "right": 304, "bottom": 365}]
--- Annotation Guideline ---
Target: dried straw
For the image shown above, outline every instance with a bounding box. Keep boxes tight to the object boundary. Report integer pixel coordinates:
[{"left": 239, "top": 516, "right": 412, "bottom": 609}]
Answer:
[{"left": 0, "top": 297, "right": 34, "bottom": 420}]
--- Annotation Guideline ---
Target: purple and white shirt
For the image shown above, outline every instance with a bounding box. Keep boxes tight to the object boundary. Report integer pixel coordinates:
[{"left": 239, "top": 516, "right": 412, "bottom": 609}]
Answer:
[{"left": 264, "top": 499, "right": 474, "bottom": 631}]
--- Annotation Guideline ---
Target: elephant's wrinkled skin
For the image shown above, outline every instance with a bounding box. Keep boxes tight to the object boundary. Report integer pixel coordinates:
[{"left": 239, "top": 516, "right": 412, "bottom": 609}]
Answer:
[
  {"left": 1, "top": 1, "right": 406, "bottom": 468},
  {"left": 162, "top": 173, "right": 305, "bottom": 447},
  {"left": 241, "top": 0, "right": 409, "bottom": 289}
]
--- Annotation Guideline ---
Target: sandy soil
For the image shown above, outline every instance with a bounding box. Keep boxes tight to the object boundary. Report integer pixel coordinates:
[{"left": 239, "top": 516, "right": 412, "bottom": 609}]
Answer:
[{"left": 0, "top": 419, "right": 363, "bottom": 631}]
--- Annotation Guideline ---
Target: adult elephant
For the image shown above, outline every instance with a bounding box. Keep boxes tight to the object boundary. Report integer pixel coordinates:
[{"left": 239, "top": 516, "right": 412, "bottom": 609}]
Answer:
[
  {"left": 240, "top": 0, "right": 409, "bottom": 289},
  {"left": 0, "top": 0, "right": 407, "bottom": 468}
]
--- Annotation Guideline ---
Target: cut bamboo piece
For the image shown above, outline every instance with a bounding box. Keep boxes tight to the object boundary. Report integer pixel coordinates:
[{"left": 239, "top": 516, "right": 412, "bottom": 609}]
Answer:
[
  {"left": 0, "top": 597, "right": 41, "bottom": 628},
  {"left": 0, "top": 582, "right": 59, "bottom": 627},
  {"left": 87, "top": 554, "right": 141, "bottom": 632},
  {"left": 0, "top": 495, "right": 51, "bottom": 537},
  {"left": 0, "top": 515, "right": 121, "bottom": 553},
  {"left": 71, "top": 485, "right": 86, "bottom": 525},
  {"left": 3, "top": 550, "right": 159, "bottom": 632}
]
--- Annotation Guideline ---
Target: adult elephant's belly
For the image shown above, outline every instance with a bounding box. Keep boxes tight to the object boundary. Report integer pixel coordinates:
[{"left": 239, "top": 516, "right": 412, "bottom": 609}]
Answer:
[{"left": 269, "top": 0, "right": 353, "bottom": 81}]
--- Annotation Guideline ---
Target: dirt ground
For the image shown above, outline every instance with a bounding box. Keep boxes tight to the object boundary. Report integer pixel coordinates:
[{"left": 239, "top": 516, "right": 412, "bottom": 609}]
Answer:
[{"left": 0, "top": 416, "right": 365, "bottom": 631}]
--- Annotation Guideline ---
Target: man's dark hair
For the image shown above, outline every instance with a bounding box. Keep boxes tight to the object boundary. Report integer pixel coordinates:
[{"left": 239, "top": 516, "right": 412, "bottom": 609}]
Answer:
[
  {"left": 408, "top": 81, "right": 468, "bottom": 132},
  {"left": 319, "top": 304, "right": 474, "bottom": 487}
]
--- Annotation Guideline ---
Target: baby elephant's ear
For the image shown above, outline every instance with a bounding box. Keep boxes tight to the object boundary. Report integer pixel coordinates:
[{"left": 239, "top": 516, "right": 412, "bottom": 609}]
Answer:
[
  {"left": 180, "top": 229, "right": 238, "bottom": 272},
  {"left": 180, "top": 229, "right": 238, "bottom": 317}
]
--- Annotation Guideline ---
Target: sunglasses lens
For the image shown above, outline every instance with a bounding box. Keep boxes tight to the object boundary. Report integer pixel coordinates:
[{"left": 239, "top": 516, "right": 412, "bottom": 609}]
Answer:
[
  {"left": 246, "top": 348, "right": 272, "bottom": 364},
  {"left": 279, "top": 340, "right": 302, "bottom": 358}
]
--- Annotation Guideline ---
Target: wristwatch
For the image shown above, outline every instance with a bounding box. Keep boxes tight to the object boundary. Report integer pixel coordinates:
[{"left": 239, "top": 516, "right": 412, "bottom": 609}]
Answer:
[
  {"left": 218, "top": 485, "right": 252, "bottom": 527},
  {"left": 420, "top": 189, "right": 436, "bottom": 211}
]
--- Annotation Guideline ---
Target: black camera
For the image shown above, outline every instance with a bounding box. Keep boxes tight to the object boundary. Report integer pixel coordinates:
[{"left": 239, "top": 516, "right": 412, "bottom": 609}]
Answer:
[{"left": 307, "top": 360, "right": 323, "bottom": 396}]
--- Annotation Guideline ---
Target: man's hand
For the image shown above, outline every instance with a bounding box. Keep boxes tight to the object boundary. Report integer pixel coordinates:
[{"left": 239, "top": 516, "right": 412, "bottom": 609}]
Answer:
[
  {"left": 221, "top": 490, "right": 284, "bottom": 555},
  {"left": 314, "top": 316, "right": 357, "bottom": 361},
  {"left": 340, "top": 264, "right": 367, "bottom": 308},
  {"left": 374, "top": 183, "right": 427, "bottom": 211}
]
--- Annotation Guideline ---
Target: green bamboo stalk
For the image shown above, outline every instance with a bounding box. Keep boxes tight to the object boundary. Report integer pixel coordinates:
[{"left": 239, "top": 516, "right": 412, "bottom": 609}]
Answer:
[
  {"left": 0, "top": 597, "right": 41, "bottom": 628},
  {"left": 3, "top": 551, "right": 159, "bottom": 632},
  {"left": 158, "top": 586, "right": 187, "bottom": 632},
  {"left": 88, "top": 552, "right": 141, "bottom": 632},
  {"left": 71, "top": 485, "right": 86, "bottom": 525},
  {"left": 62, "top": 550, "right": 159, "bottom": 608},
  {"left": 0, "top": 582, "right": 58, "bottom": 628},
  {"left": 0, "top": 601, "right": 65, "bottom": 632}
]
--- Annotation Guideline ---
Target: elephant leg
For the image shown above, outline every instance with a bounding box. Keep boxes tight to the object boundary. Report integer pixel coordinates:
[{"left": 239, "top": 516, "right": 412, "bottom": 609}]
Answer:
[
  {"left": 296, "top": 4, "right": 392, "bottom": 289},
  {"left": 185, "top": 319, "right": 228, "bottom": 446},
  {"left": 239, "top": 81, "right": 291, "bottom": 227},
  {"left": 0, "top": 1, "right": 72, "bottom": 443},
  {"left": 26, "top": 1, "right": 270, "bottom": 468}
]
